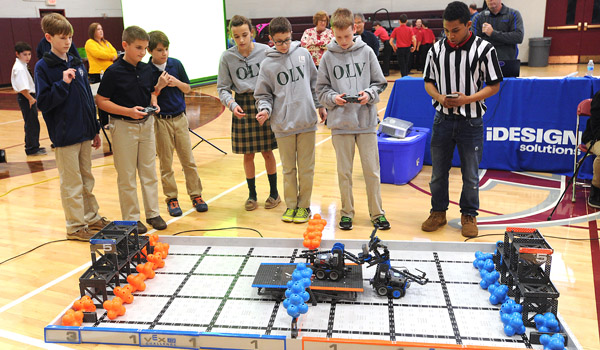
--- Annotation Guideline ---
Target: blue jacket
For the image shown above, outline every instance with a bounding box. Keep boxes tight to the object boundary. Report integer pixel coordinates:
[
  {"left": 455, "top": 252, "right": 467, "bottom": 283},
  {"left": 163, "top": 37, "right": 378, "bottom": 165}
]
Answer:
[{"left": 35, "top": 52, "right": 99, "bottom": 147}]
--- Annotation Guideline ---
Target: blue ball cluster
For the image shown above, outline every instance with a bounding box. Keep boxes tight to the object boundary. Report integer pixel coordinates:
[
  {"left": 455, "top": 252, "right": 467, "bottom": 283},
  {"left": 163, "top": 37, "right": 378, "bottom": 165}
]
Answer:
[
  {"left": 534, "top": 312, "right": 561, "bottom": 333},
  {"left": 500, "top": 299, "right": 525, "bottom": 336},
  {"left": 488, "top": 284, "right": 509, "bottom": 305},
  {"left": 474, "top": 251, "right": 499, "bottom": 290},
  {"left": 539, "top": 333, "right": 565, "bottom": 350},
  {"left": 282, "top": 263, "right": 313, "bottom": 318}
]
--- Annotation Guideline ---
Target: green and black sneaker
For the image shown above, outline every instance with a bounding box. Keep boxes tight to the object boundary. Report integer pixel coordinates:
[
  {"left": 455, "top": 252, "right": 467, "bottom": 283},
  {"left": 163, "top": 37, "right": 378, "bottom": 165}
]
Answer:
[
  {"left": 282, "top": 208, "right": 296, "bottom": 222},
  {"left": 338, "top": 216, "right": 353, "bottom": 230},
  {"left": 372, "top": 215, "right": 391, "bottom": 230}
]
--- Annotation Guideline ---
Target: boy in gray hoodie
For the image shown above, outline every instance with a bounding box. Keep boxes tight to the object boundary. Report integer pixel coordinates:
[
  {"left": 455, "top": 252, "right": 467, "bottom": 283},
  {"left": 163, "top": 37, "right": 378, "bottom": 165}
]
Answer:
[
  {"left": 316, "top": 8, "right": 389, "bottom": 231},
  {"left": 255, "top": 17, "right": 327, "bottom": 224}
]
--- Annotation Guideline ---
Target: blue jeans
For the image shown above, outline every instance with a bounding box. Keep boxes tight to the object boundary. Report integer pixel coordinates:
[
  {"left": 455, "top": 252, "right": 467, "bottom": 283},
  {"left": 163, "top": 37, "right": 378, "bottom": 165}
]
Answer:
[{"left": 429, "top": 111, "right": 483, "bottom": 216}]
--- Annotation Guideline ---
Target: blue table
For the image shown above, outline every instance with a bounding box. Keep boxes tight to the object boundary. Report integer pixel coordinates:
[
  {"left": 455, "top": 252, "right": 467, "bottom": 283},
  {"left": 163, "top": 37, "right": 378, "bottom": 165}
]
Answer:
[{"left": 384, "top": 76, "right": 600, "bottom": 176}]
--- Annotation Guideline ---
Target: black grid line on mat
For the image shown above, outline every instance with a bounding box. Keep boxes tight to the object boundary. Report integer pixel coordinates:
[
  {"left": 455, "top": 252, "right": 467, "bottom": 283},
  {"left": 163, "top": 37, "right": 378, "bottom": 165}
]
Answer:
[
  {"left": 148, "top": 246, "right": 211, "bottom": 329},
  {"left": 434, "top": 252, "right": 462, "bottom": 345},
  {"left": 326, "top": 301, "right": 336, "bottom": 338},
  {"left": 387, "top": 297, "right": 396, "bottom": 341},
  {"left": 520, "top": 332, "right": 533, "bottom": 348},
  {"left": 205, "top": 247, "right": 254, "bottom": 332}
]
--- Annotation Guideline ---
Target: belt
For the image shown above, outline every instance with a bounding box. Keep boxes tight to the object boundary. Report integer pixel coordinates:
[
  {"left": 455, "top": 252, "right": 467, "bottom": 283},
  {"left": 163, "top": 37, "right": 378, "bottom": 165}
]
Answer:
[
  {"left": 110, "top": 115, "right": 149, "bottom": 124},
  {"left": 156, "top": 112, "right": 183, "bottom": 119}
]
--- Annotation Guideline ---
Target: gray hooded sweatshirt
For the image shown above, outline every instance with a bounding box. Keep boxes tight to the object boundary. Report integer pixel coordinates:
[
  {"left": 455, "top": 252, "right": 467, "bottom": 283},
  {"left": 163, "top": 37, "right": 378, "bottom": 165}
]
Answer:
[
  {"left": 254, "top": 42, "right": 320, "bottom": 138},
  {"left": 316, "top": 36, "right": 387, "bottom": 135},
  {"left": 217, "top": 42, "right": 270, "bottom": 112}
]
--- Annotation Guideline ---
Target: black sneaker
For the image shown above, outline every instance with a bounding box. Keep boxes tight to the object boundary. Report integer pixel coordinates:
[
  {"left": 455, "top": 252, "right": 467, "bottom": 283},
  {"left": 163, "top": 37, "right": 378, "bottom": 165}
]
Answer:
[
  {"left": 146, "top": 216, "right": 167, "bottom": 230},
  {"left": 372, "top": 215, "right": 391, "bottom": 230},
  {"left": 167, "top": 198, "right": 183, "bottom": 217},
  {"left": 339, "top": 216, "right": 353, "bottom": 230}
]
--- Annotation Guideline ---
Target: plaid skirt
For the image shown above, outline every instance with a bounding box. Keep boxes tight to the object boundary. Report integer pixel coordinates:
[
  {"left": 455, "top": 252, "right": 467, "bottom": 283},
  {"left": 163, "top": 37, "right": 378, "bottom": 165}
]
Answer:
[{"left": 231, "top": 92, "right": 278, "bottom": 154}]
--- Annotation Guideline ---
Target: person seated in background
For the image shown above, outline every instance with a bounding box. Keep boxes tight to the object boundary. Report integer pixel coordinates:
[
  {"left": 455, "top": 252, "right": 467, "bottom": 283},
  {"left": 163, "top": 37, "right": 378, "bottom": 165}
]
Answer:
[
  {"left": 85, "top": 23, "right": 117, "bottom": 83},
  {"left": 581, "top": 91, "right": 600, "bottom": 208},
  {"left": 354, "top": 13, "right": 379, "bottom": 57},
  {"left": 300, "top": 10, "right": 334, "bottom": 68}
]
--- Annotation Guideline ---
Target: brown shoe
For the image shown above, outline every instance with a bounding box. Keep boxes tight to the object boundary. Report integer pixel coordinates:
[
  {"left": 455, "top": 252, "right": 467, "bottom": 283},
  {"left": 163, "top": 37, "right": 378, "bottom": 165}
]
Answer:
[
  {"left": 421, "top": 211, "right": 447, "bottom": 232},
  {"left": 264, "top": 195, "right": 281, "bottom": 209},
  {"left": 146, "top": 216, "right": 167, "bottom": 230},
  {"left": 88, "top": 217, "right": 111, "bottom": 232},
  {"left": 137, "top": 221, "right": 148, "bottom": 234},
  {"left": 66, "top": 227, "right": 95, "bottom": 241},
  {"left": 461, "top": 214, "right": 478, "bottom": 238},
  {"left": 245, "top": 198, "right": 258, "bottom": 211}
]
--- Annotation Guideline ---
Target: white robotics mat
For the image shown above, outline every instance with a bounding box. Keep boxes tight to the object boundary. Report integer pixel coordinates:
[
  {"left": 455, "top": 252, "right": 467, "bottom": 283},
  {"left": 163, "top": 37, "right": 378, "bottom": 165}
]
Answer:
[{"left": 45, "top": 236, "right": 582, "bottom": 350}]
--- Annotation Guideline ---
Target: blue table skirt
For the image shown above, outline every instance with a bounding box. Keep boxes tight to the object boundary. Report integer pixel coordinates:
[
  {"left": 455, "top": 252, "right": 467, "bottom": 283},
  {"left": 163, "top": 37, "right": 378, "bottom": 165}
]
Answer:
[{"left": 384, "top": 76, "right": 600, "bottom": 177}]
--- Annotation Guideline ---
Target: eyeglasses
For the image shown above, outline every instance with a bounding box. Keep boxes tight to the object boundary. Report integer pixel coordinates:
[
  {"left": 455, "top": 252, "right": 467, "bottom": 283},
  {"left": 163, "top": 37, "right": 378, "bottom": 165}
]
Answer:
[{"left": 273, "top": 38, "right": 292, "bottom": 46}]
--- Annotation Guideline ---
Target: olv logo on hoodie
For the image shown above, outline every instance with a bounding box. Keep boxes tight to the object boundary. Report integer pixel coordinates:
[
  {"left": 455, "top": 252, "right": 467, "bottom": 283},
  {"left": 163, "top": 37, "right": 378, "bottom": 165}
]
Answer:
[
  {"left": 276, "top": 66, "right": 305, "bottom": 86},
  {"left": 332, "top": 62, "right": 366, "bottom": 79},
  {"left": 235, "top": 63, "right": 260, "bottom": 80}
]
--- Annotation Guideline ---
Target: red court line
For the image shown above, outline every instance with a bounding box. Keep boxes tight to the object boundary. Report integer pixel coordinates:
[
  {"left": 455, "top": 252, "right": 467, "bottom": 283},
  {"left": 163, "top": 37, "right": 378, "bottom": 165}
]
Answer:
[{"left": 587, "top": 219, "right": 600, "bottom": 341}]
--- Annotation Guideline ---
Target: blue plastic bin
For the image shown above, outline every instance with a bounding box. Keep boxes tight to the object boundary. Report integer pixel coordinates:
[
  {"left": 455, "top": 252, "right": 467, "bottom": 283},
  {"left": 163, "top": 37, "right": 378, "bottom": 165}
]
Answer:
[{"left": 378, "top": 127, "right": 430, "bottom": 185}]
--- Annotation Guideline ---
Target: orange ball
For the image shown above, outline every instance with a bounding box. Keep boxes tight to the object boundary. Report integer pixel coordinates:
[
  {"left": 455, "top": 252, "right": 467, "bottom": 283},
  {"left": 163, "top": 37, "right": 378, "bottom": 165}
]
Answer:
[{"left": 313, "top": 213, "right": 322, "bottom": 220}]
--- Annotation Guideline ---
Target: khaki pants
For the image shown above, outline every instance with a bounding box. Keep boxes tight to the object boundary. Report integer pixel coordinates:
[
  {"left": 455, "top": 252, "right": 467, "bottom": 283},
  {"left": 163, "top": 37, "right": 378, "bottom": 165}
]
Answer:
[
  {"left": 54, "top": 140, "right": 101, "bottom": 233},
  {"left": 276, "top": 131, "right": 315, "bottom": 209},
  {"left": 332, "top": 133, "right": 384, "bottom": 219},
  {"left": 587, "top": 141, "right": 600, "bottom": 187},
  {"left": 110, "top": 117, "right": 160, "bottom": 221},
  {"left": 154, "top": 113, "right": 203, "bottom": 203}
]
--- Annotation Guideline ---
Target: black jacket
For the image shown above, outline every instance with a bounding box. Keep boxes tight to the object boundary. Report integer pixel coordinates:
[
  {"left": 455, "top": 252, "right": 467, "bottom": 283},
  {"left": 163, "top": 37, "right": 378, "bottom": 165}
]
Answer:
[{"left": 34, "top": 52, "right": 99, "bottom": 147}]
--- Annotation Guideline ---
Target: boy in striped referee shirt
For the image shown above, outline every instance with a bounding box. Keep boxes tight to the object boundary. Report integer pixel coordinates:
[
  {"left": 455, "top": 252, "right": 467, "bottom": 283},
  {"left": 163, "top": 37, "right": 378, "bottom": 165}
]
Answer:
[{"left": 421, "top": 1, "right": 503, "bottom": 238}]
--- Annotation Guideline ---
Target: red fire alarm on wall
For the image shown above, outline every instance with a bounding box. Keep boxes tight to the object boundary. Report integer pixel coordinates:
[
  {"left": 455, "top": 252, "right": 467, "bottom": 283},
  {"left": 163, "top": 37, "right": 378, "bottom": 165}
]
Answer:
[{"left": 46, "top": 0, "right": 57, "bottom": 6}]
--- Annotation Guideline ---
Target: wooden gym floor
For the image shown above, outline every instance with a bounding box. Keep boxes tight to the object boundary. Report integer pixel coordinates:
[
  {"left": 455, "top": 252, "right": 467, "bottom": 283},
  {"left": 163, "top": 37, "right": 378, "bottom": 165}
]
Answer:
[{"left": 0, "top": 64, "right": 598, "bottom": 349}]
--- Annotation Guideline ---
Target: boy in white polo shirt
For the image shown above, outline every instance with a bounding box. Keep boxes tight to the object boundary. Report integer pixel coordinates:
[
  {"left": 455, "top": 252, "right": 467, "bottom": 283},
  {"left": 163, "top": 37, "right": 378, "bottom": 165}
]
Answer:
[{"left": 12, "top": 41, "right": 46, "bottom": 156}]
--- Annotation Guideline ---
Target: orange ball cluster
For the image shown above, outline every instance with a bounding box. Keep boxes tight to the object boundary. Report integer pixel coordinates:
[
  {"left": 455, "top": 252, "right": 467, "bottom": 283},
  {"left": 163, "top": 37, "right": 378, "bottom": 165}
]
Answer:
[
  {"left": 103, "top": 297, "right": 126, "bottom": 320},
  {"left": 61, "top": 309, "right": 84, "bottom": 326},
  {"left": 114, "top": 285, "right": 135, "bottom": 304},
  {"left": 303, "top": 214, "right": 327, "bottom": 250},
  {"left": 72, "top": 295, "right": 96, "bottom": 312}
]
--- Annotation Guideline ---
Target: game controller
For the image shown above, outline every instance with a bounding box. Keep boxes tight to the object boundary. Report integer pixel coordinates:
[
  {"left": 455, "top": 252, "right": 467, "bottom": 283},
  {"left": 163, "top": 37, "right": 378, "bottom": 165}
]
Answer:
[
  {"left": 342, "top": 95, "right": 361, "bottom": 103},
  {"left": 142, "top": 106, "right": 158, "bottom": 115}
]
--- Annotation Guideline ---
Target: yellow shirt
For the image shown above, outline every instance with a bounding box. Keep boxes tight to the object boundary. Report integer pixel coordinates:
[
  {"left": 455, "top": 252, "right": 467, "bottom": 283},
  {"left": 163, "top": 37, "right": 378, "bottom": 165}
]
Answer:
[{"left": 84, "top": 39, "right": 117, "bottom": 74}]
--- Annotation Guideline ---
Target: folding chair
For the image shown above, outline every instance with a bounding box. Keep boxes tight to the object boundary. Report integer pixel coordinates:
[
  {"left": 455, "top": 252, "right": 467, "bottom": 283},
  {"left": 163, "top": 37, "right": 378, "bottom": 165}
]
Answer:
[{"left": 572, "top": 98, "right": 593, "bottom": 202}]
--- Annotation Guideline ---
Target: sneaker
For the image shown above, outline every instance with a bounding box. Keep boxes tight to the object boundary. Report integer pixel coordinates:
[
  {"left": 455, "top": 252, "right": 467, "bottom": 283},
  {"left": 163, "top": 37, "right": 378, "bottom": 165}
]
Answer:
[
  {"left": 167, "top": 198, "right": 183, "bottom": 216},
  {"left": 421, "top": 211, "right": 447, "bottom": 232},
  {"left": 339, "top": 216, "right": 353, "bottom": 230},
  {"left": 372, "top": 215, "right": 391, "bottom": 230},
  {"left": 245, "top": 198, "right": 258, "bottom": 211},
  {"left": 282, "top": 208, "right": 296, "bottom": 222},
  {"left": 137, "top": 221, "right": 148, "bottom": 234},
  {"left": 293, "top": 207, "right": 311, "bottom": 223},
  {"left": 461, "top": 214, "right": 478, "bottom": 238},
  {"left": 146, "top": 216, "right": 167, "bottom": 230},
  {"left": 88, "top": 217, "right": 111, "bottom": 232},
  {"left": 588, "top": 185, "right": 600, "bottom": 208},
  {"left": 66, "top": 227, "right": 94, "bottom": 241},
  {"left": 192, "top": 196, "right": 208, "bottom": 212},
  {"left": 264, "top": 195, "right": 281, "bottom": 209},
  {"left": 26, "top": 147, "right": 47, "bottom": 156}
]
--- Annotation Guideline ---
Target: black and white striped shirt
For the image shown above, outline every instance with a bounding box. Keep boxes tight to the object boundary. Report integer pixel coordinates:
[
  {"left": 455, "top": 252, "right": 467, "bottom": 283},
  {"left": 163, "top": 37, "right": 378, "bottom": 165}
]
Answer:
[{"left": 423, "top": 33, "right": 503, "bottom": 118}]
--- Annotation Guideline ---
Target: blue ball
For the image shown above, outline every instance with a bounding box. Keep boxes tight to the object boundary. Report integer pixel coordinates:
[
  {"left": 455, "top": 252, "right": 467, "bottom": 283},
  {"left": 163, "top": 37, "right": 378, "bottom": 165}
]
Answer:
[
  {"left": 301, "top": 277, "right": 312, "bottom": 288},
  {"left": 284, "top": 289, "right": 292, "bottom": 298},
  {"left": 300, "top": 290, "right": 310, "bottom": 302},
  {"left": 538, "top": 326, "right": 549, "bottom": 332},
  {"left": 282, "top": 299, "right": 290, "bottom": 309},
  {"left": 289, "top": 293, "right": 302, "bottom": 305},
  {"left": 298, "top": 303, "right": 309, "bottom": 314},
  {"left": 296, "top": 263, "right": 307, "bottom": 270},
  {"left": 548, "top": 337, "right": 565, "bottom": 350},
  {"left": 286, "top": 280, "right": 294, "bottom": 289},
  {"left": 286, "top": 304, "right": 299, "bottom": 318},
  {"left": 292, "top": 270, "right": 302, "bottom": 281},
  {"left": 301, "top": 268, "right": 313, "bottom": 278},
  {"left": 504, "top": 324, "right": 516, "bottom": 337},
  {"left": 291, "top": 282, "right": 303, "bottom": 294},
  {"left": 539, "top": 334, "right": 551, "bottom": 345},
  {"left": 534, "top": 314, "right": 544, "bottom": 326},
  {"left": 500, "top": 312, "right": 511, "bottom": 324}
]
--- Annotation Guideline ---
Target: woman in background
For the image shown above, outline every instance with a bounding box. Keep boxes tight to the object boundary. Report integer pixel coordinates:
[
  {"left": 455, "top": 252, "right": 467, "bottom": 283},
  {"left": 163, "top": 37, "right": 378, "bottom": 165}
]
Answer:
[
  {"left": 84, "top": 23, "right": 117, "bottom": 84},
  {"left": 300, "top": 11, "right": 333, "bottom": 68}
]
